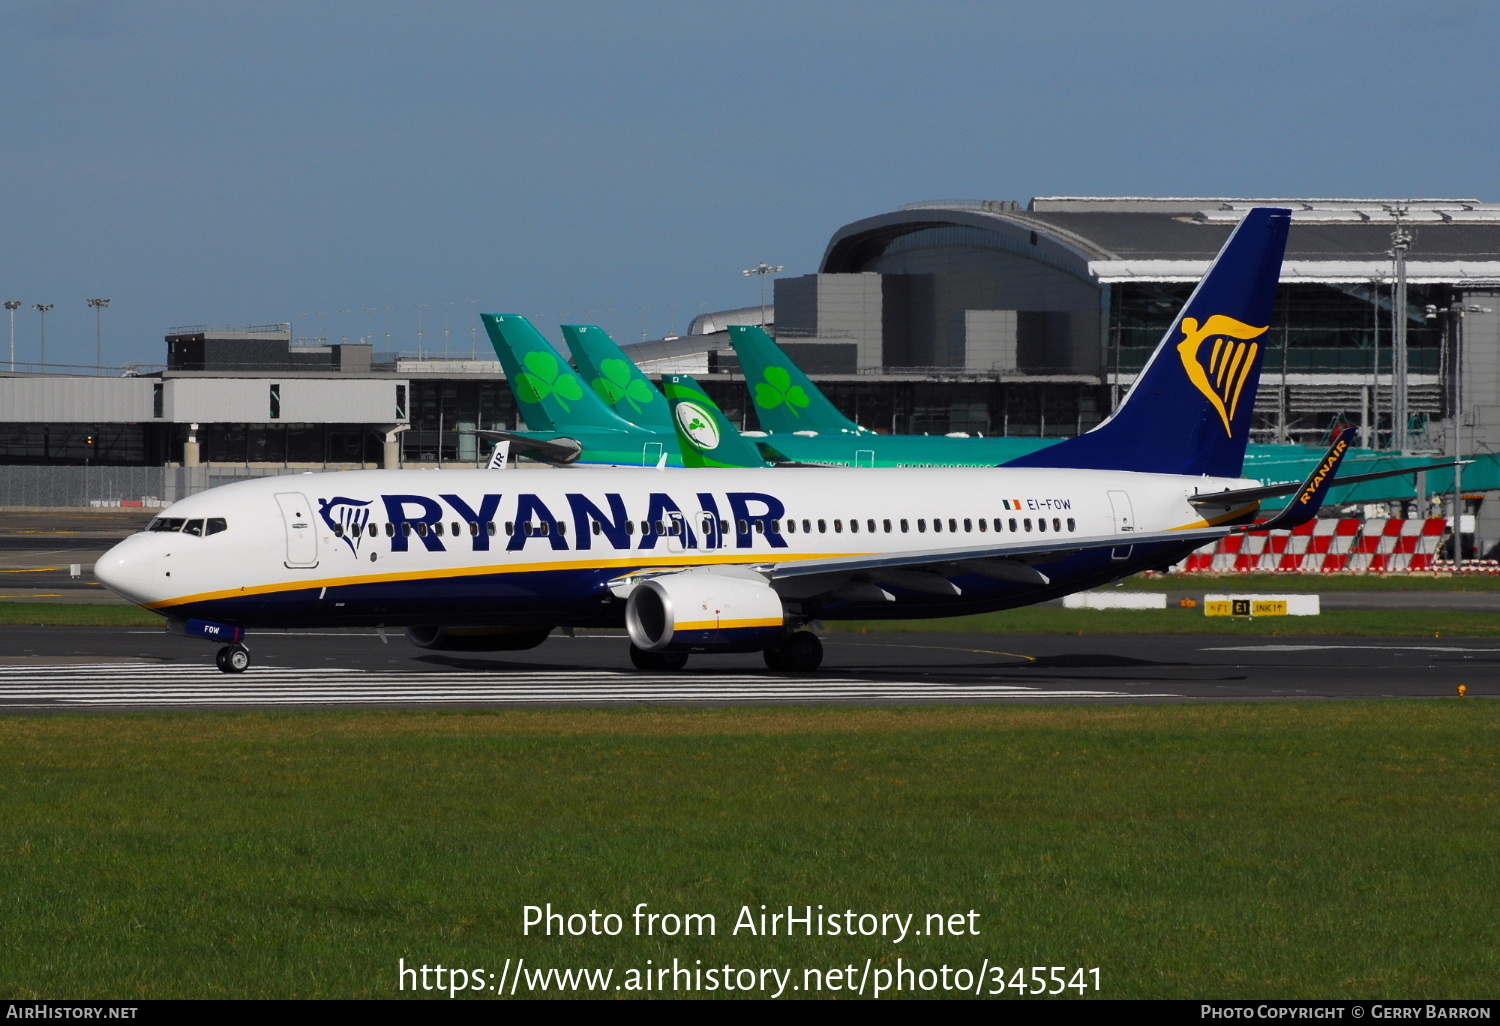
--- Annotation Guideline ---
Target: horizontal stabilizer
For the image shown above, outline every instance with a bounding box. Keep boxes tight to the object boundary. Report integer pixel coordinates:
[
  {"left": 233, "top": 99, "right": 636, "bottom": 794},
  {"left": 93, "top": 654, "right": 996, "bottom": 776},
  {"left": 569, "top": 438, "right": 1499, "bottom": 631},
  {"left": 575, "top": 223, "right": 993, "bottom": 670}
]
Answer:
[
  {"left": 474, "top": 429, "right": 583, "bottom": 466},
  {"left": 1192, "top": 457, "right": 1467, "bottom": 506}
]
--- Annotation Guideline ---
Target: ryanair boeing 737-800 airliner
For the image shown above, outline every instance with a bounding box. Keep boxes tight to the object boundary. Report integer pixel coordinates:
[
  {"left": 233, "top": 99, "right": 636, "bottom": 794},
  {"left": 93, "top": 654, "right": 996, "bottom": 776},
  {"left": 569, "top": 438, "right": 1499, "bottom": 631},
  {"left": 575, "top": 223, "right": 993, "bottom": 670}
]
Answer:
[{"left": 98, "top": 208, "right": 1418, "bottom": 674}]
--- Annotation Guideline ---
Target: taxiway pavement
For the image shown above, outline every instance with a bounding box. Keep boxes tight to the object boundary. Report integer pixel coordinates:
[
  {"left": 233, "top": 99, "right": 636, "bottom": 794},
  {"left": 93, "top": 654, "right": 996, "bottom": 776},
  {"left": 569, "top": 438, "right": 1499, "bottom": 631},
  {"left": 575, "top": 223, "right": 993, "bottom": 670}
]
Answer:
[{"left": 0, "top": 626, "right": 1491, "bottom": 711}]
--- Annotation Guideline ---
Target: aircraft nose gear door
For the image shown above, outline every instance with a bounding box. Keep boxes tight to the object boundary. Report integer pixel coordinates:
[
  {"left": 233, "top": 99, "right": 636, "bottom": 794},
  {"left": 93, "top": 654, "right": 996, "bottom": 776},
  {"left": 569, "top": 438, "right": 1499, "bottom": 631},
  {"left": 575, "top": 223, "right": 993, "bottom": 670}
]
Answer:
[
  {"left": 275, "top": 492, "right": 320, "bottom": 568},
  {"left": 1108, "top": 489, "right": 1135, "bottom": 561}
]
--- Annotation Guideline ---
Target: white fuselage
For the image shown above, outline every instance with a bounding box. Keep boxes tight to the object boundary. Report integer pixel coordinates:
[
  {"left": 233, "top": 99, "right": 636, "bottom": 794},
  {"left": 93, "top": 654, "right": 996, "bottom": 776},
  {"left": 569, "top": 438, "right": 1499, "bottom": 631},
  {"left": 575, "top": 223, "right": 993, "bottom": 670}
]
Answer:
[{"left": 94, "top": 465, "right": 1249, "bottom": 630}]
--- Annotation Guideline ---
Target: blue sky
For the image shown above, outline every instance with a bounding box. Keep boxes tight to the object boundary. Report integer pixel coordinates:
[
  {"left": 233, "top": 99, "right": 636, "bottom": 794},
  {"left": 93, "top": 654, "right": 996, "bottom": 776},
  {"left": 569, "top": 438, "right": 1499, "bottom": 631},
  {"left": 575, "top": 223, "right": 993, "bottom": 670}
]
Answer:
[{"left": 1, "top": 0, "right": 1496, "bottom": 368}]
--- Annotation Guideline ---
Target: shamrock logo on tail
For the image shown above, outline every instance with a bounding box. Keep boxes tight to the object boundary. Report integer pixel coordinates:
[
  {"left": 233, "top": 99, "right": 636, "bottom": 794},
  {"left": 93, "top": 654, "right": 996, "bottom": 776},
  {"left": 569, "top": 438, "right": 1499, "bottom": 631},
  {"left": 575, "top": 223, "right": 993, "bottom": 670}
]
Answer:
[
  {"left": 754, "top": 366, "right": 810, "bottom": 418},
  {"left": 592, "top": 359, "right": 656, "bottom": 414},
  {"left": 515, "top": 350, "right": 584, "bottom": 411},
  {"left": 674, "top": 401, "right": 721, "bottom": 451}
]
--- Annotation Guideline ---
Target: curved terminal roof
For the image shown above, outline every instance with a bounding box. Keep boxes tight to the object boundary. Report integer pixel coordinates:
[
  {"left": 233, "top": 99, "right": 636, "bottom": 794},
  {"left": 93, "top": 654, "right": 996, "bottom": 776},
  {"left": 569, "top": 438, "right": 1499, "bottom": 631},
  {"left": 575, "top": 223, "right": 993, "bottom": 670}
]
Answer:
[{"left": 822, "top": 197, "right": 1500, "bottom": 284}]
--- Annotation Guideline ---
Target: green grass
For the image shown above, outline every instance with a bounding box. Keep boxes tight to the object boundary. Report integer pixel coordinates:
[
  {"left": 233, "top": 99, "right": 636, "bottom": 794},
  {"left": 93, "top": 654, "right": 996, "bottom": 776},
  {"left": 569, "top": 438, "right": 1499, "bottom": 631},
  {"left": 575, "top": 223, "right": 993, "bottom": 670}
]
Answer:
[
  {"left": 0, "top": 602, "right": 162, "bottom": 626},
  {"left": 1, "top": 704, "right": 1496, "bottom": 999},
  {"left": 829, "top": 606, "right": 1500, "bottom": 636}
]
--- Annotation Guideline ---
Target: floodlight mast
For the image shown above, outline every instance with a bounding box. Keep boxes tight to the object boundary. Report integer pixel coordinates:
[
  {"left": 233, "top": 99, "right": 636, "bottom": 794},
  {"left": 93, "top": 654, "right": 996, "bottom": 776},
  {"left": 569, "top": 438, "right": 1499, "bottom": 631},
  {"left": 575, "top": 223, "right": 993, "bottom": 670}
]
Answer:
[
  {"left": 1387, "top": 206, "right": 1411, "bottom": 453},
  {"left": 3, "top": 301, "right": 20, "bottom": 371},
  {"left": 86, "top": 298, "right": 110, "bottom": 372},
  {"left": 741, "top": 262, "right": 783, "bottom": 331},
  {"left": 33, "top": 304, "right": 53, "bottom": 369},
  {"left": 1427, "top": 298, "right": 1493, "bottom": 568}
]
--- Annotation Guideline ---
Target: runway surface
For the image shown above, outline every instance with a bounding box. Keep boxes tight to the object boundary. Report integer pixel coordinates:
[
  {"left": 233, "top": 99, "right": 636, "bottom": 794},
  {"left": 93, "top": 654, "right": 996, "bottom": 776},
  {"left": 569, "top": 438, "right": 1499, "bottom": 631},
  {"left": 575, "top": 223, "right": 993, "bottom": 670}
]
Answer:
[{"left": 0, "top": 626, "right": 1493, "bottom": 711}]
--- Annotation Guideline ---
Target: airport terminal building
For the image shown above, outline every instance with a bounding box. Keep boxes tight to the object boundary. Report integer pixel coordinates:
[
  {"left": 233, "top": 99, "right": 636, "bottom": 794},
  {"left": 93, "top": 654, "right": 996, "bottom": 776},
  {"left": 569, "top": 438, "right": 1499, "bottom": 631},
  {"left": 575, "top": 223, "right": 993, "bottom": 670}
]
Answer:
[
  {"left": 6, "top": 196, "right": 1500, "bottom": 480},
  {"left": 751, "top": 196, "right": 1500, "bottom": 451}
]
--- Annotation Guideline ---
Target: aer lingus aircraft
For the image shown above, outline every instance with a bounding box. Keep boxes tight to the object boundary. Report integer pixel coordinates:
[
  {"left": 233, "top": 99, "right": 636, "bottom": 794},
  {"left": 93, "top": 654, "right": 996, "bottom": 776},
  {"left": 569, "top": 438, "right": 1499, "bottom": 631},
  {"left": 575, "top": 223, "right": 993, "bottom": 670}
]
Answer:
[
  {"left": 95, "top": 207, "right": 1449, "bottom": 675},
  {"left": 554, "top": 315, "right": 1446, "bottom": 495},
  {"left": 478, "top": 313, "right": 688, "bottom": 467},
  {"left": 560, "top": 319, "right": 1054, "bottom": 466}
]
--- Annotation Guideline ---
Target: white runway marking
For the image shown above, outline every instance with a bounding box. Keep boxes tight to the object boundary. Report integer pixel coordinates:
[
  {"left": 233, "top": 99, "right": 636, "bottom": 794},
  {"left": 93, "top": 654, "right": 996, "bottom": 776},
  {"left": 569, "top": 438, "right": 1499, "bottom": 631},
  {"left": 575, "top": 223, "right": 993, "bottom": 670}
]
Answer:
[
  {"left": 1202, "top": 644, "right": 1499, "bottom": 653},
  {"left": 0, "top": 663, "right": 1178, "bottom": 708}
]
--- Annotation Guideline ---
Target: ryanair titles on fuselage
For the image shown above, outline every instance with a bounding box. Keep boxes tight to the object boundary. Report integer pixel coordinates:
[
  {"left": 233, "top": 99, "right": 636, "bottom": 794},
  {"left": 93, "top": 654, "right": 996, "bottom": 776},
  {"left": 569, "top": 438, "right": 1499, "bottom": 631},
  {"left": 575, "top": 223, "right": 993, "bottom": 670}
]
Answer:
[
  {"left": 320, "top": 490, "right": 790, "bottom": 557},
  {"left": 314, "top": 490, "right": 1077, "bottom": 559}
]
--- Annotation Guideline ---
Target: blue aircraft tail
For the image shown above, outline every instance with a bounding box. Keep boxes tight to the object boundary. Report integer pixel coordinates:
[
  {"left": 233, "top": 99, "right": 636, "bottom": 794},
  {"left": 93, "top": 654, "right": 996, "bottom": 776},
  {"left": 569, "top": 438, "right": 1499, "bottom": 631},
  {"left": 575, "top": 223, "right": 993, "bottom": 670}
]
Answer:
[{"left": 1006, "top": 207, "right": 1291, "bottom": 478}]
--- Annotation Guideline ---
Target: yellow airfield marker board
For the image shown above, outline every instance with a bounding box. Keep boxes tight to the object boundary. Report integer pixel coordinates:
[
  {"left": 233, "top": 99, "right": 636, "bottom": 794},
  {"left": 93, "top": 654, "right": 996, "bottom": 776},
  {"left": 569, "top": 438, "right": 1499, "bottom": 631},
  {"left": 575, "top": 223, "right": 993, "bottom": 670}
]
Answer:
[{"left": 1203, "top": 594, "right": 1320, "bottom": 617}]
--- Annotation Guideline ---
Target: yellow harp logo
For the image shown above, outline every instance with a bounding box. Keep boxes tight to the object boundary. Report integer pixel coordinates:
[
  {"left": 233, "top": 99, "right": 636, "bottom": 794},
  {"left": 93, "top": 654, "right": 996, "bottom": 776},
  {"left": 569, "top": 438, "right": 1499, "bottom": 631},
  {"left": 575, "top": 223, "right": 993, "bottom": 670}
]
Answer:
[{"left": 1177, "top": 315, "right": 1269, "bottom": 436}]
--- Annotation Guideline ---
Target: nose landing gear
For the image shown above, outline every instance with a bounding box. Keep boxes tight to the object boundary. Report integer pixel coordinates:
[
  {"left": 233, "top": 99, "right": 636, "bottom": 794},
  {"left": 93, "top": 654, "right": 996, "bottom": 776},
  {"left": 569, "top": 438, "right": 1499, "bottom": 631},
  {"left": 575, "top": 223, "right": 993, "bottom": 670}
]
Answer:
[{"left": 215, "top": 643, "right": 250, "bottom": 674}]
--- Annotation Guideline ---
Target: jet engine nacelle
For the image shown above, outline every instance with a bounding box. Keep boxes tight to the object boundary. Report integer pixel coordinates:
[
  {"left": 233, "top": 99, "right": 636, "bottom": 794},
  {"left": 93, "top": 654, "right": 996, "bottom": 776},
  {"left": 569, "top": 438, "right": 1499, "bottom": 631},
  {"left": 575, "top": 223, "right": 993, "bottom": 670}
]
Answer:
[
  {"left": 625, "top": 571, "right": 785, "bottom": 653},
  {"left": 404, "top": 625, "right": 554, "bottom": 651}
]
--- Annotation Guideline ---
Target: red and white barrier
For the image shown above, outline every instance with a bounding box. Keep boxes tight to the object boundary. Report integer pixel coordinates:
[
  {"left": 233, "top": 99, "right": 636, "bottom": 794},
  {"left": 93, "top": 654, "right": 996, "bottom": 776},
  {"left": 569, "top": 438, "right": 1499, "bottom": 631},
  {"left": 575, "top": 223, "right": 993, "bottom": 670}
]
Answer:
[{"left": 1179, "top": 518, "right": 1447, "bottom": 573}]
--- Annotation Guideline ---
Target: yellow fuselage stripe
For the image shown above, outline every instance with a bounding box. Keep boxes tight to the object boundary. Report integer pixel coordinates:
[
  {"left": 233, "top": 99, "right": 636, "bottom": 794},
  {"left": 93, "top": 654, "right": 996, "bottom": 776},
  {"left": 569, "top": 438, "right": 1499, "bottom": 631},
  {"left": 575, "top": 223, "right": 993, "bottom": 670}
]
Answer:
[{"left": 143, "top": 550, "right": 875, "bottom": 610}]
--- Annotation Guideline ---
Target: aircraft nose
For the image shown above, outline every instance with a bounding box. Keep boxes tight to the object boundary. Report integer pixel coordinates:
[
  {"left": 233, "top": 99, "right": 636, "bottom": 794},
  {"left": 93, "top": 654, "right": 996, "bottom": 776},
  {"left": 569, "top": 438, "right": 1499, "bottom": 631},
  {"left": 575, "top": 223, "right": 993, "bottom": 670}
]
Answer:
[{"left": 95, "top": 534, "right": 160, "bottom": 606}]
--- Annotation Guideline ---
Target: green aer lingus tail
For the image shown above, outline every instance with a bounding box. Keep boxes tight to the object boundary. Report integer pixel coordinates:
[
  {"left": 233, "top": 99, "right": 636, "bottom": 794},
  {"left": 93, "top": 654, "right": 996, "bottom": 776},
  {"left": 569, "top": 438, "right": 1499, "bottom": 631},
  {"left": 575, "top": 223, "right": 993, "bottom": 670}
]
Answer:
[
  {"left": 564, "top": 321, "right": 1054, "bottom": 467},
  {"left": 660, "top": 374, "right": 774, "bottom": 468},
  {"left": 480, "top": 315, "right": 686, "bottom": 467}
]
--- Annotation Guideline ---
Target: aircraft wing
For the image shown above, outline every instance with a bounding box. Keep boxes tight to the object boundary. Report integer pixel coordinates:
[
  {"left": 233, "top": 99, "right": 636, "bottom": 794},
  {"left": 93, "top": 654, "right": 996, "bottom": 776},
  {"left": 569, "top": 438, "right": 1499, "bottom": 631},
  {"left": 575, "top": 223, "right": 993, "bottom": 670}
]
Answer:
[
  {"left": 755, "top": 525, "right": 1230, "bottom": 588},
  {"left": 1191, "top": 459, "right": 1464, "bottom": 506}
]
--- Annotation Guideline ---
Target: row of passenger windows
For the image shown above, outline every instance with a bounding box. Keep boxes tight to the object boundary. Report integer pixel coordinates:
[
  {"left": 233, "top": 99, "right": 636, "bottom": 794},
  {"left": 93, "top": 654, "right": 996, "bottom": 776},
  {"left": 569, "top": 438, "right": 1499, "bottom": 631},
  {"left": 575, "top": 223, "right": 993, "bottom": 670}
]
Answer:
[
  {"left": 147, "top": 517, "right": 228, "bottom": 536},
  {"left": 331, "top": 515, "right": 1078, "bottom": 540},
  {"left": 784, "top": 516, "right": 1076, "bottom": 535}
]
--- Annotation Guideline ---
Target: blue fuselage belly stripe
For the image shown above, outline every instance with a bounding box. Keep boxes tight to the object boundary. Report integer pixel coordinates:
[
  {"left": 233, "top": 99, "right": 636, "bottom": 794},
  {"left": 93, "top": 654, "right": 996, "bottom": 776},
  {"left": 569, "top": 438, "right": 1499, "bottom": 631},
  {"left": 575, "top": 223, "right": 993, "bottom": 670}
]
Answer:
[{"left": 166, "top": 541, "right": 1198, "bottom": 630}]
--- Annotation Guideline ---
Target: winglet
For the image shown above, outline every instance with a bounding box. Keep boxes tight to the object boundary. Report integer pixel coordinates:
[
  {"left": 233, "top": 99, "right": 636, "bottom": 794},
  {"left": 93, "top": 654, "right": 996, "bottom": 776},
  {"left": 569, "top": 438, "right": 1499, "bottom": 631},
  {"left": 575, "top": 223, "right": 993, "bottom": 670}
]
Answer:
[
  {"left": 1240, "top": 427, "right": 1357, "bottom": 532},
  {"left": 661, "top": 374, "right": 771, "bottom": 468}
]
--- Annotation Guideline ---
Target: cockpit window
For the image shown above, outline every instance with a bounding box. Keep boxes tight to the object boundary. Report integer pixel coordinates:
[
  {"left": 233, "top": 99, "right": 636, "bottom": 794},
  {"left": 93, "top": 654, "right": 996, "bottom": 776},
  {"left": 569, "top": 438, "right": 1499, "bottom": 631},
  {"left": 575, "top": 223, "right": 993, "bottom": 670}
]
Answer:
[{"left": 147, "top": 516, "right": 227, "bottom": 535}]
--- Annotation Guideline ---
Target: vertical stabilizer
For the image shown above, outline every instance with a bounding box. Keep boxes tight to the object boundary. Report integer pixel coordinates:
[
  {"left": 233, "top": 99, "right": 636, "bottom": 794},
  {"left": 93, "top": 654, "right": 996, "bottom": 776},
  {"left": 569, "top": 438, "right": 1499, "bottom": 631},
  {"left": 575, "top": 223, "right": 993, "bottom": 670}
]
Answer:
[
  {"left": 727, "top": 325, "right": 870, "bottom": 435},
  {"left": 481, "top": 314, "right": 640, "bottom": 433},
  {"left": 1006, "top": 207, "right": 1291, "bottom": 477},
  {"left": 662, "top": 374, "right": 771, "bottom": 468},
  {"left": 561, "top": 324, "right": 676, "bottom": 431}
]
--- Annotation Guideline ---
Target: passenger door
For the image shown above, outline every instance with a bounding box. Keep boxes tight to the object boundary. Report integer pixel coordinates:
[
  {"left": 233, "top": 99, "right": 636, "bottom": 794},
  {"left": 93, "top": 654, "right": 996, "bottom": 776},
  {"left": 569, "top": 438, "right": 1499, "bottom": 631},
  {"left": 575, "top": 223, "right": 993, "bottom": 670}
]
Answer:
[{"left": 275, "top": 492, "right": 320, "bottom": 568}]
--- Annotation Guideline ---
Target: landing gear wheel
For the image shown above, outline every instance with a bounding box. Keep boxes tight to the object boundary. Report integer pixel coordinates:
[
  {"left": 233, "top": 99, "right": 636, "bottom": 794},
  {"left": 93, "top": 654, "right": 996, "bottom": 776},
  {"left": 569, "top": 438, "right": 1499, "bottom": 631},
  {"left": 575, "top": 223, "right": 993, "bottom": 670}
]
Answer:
[
  {"left": 215, "top": 643, "right": 250, "bottom": 674},
  {"left": 765, "top": 631, "right": 822, "bottom": 673},
  {"left": 629, "top": 645, "right": 689, "bottom": 671}
]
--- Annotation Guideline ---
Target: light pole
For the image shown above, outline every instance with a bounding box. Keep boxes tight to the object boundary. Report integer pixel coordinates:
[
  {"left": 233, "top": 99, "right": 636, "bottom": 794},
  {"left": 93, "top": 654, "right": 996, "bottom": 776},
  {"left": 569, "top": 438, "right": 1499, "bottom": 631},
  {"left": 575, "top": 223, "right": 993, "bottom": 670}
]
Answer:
[
  {"left": 1387, "top": 208, "right": 1411, "bottom": 452},
  {"left": 3, "top": 301, "right": 20, "bottom": 371},
  {"left": 1426, "top": 299, "right": 1493, "bottom": 567},
  {"left": 1367, "top": 277, "right": 1382, "bottom": 448},
  {"left": 86, "top": 298, "right": 110, "bottom": 372},
  {"left": 741, "top": 262, "right": 783, "bottom": 330},
  {"left": 33, "top": 304, "right": 53, "bottom": 369}
]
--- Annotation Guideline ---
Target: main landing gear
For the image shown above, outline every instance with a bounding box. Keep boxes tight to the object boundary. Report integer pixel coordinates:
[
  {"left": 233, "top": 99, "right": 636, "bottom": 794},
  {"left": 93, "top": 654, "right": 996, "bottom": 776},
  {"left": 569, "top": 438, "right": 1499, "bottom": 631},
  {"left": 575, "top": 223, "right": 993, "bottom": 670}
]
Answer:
[
  {"left": 215, "top": 643, "right": 250, "bottom": 674},
  {"left": 763, "top": 631, "right": 822, "bottom": 673},
  {"left": 629, "top": 645, "right": 689, "bottom": 671}
]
